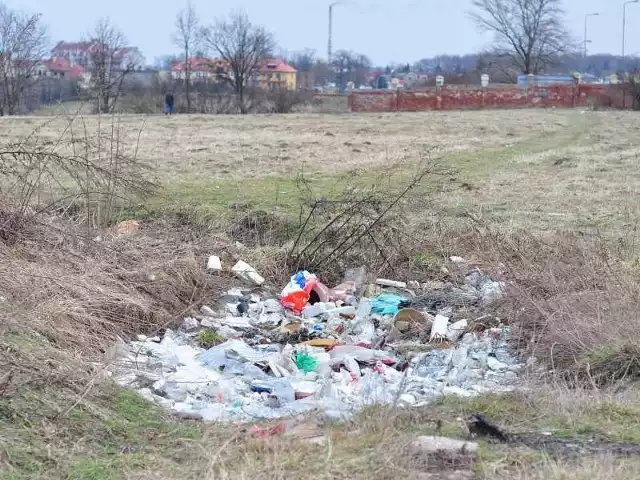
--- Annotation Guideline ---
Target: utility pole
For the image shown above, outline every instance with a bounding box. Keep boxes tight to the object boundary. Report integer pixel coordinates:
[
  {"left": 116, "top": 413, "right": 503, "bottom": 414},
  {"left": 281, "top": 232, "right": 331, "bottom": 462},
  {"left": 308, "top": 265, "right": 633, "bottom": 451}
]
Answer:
[
  {"left": 328, "top": 4, "right": 333, "bottom": 65},
  {"left": 623, "top": 0, "right": 639, "bottom": 71},
  {"left": 328, "top": 2, "right": 340, "bottom": 65}
]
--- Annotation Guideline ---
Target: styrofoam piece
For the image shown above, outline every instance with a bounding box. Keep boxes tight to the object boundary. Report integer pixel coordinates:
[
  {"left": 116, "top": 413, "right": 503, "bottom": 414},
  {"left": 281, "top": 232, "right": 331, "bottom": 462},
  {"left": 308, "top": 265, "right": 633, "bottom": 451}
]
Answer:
[
  {"left": 232, "top": 260, "right": 265, "bottom": 286},
  {"left": 375, "top": 278, "right": 408, "bottom": 289},
  {"left": 303, "top": 302, "right": 328, "bottom": 318},
  {"left": 446, "top": 319, "right": 468, "bottom": 342},
  {"left": 429, "top": 314, "right": 449, "bottom": 342},
  {"left": 206, "top": 255, "right": 222, "bottom": 271},
  {"left": 325, "top": 305, "right": 357, "bottom": 316}
]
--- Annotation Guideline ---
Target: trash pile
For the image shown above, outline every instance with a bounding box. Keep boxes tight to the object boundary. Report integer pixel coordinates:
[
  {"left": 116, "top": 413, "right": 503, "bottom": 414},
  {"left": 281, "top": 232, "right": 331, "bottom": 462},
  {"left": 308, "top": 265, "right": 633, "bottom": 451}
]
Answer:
[{"left": 111, "top": 258, "right": 522, "bottom": 422}]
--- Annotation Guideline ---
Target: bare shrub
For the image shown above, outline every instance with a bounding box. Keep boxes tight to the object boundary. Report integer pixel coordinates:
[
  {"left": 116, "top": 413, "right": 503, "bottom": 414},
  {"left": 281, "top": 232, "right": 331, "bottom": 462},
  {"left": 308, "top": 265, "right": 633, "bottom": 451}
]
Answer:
[
  {"left": 285, "top": 157, "right": 447, "bottom": 284},
  {"left": 0, "top": 113, "right": 157, "bottom": 235},
  {"left": 267, "top": 88, "right": 312, "bottom": 113},
  {"left": 622, "top": 76, "right": 640, "bottom": 110}
]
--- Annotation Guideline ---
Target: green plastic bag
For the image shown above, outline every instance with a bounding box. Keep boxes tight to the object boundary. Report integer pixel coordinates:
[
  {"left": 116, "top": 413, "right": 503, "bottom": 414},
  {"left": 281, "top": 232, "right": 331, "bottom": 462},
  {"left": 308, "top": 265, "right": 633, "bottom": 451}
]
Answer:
[{"left": 295, "top": 353, "right": 318, "bottom": 374}]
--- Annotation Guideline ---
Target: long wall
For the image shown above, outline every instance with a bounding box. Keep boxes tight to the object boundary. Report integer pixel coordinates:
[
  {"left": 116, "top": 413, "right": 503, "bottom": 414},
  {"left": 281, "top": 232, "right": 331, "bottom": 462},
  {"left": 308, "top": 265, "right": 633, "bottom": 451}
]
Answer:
[{"left": 348, "top": 84, "right": 631, "bottom": 112}]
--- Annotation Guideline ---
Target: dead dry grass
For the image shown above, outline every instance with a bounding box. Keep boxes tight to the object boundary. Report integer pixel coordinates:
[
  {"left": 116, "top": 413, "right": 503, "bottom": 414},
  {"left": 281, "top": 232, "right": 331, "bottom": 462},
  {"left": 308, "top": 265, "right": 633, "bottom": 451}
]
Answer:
[
  {"left": 0, "top": 109, "right": 570, "bottom": 181},
  {"left": 0, "top": 218, "right": 230, "bottom": 354},
  {"left": 3, "top": 109, "right": 638, "bottom": 239}
]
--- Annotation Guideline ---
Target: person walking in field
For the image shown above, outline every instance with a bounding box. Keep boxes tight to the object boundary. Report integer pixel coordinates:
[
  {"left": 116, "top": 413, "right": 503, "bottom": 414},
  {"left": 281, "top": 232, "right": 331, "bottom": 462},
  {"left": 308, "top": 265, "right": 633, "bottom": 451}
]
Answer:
[{"left": 164, "top": 91, "right": 174, "bottom": 115}]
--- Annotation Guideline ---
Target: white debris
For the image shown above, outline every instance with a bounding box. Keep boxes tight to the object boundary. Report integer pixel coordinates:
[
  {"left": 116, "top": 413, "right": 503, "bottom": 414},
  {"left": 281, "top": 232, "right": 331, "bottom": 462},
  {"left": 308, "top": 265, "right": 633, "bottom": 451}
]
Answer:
[
  {"left": 443, "top": 386, "right": 474, "bottom": 397},
  {"left": 303, "top": 302, "right": 329, "bottom": 318},
  {"left": 200, "top": 317, "right": 217, "bottom": 328},
  {"left": 112, "top": 324, "right": 520, "bottom": 423},
  {"left": 398, "top": 393, "right": 417, "bottom": 406},
  {"left": 487, "top": 356, "right": 508, "bottom": 371},
  {"left": 480, "top": 281, "right": 506, "bottom": 303},
  {"left": 449, "top": 256, "right": 466, "bottom": 264},
  {"left": 200, "top": 305, "right": 218, "bottom": 317},
  {"left": 263, "top": 298, "right": 283, "bottom": 314},
  {"left": 412, "top": 436, "right": 478, "bottom": 454},
  {"left": 214, "top": 325, "right": 242, "bottom": 339},
  {"left": 232, "top": 261, "right": 265, "bottom": 286},
  {"left": 430, "top": 315, "right": 449, "bottom": 342},
  {"left": 446, "top": 319, "right": 468, "bottom": 342},
  {"left": 375, "top": 278, "right": 407, "bottom": 289},
  {"left": 182, "top": 317, "right": 199, "bottom": 331},
  {"left": 206, "top": 255, "right": 222, "bottom": 271}
]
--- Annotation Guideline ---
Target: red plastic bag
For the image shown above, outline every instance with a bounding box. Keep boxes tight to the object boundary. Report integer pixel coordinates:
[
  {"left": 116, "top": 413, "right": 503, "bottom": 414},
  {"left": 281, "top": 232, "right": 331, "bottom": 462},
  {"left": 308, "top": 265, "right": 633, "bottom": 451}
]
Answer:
[
  {"left": 248, "top": 423, "right": 286, "bottom": 438},
  {"left": 280, "top": 277, "right": 318, "bottom": 314},
  {"left": 280, "top": 290, "right": 310, "bottom": 315}
]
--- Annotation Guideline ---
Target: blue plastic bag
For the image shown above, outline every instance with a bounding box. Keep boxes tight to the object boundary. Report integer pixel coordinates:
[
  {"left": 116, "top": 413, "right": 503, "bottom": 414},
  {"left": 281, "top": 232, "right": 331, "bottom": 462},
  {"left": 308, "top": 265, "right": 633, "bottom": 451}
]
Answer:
[{"left": 370, "top": 293, "right": 406, "bottom": 316}]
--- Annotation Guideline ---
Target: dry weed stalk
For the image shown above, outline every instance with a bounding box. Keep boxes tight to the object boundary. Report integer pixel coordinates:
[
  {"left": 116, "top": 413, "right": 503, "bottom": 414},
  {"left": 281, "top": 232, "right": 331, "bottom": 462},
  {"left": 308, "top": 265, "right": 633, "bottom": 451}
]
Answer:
[
  {"left": 286, "top": 153, "right": 447, "bottom": 282},
  {"left": 0, "top": 113, "right": 230, "bottom": 355},
  {"left": 0, "top": 111, "right": 157, "bottom": 242}
]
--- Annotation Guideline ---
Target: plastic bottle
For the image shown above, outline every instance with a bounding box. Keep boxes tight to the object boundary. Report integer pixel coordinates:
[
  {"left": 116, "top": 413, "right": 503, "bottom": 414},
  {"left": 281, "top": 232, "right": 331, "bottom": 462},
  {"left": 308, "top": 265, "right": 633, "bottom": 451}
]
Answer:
[{"left": 355, "top": 298, "right": 372, "bottom": 321}]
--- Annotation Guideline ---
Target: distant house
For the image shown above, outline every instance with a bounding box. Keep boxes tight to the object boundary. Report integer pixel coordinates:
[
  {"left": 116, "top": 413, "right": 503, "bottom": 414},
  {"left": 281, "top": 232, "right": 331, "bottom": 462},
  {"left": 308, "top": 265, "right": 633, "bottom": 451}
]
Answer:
[
  {"left": 51, "top": 41, "right": 93, "bottom": 68},
  {"left": 171, "top": 57, "right": 227, "bottom": 81},
  {"left": 257, "top": 59, "right": 297, "bottom": 90},
  {"left": 36, "top": 57, "right": 85, "bottom": 80},
  {"left": 171, "top": 57, "right": 297, "bottom": 90},
  {"left": 50, "top": 41, "right": 145, "bottom": 71},
  {"left": 365, "top": 69, "right": 385, "bottom": 85}
]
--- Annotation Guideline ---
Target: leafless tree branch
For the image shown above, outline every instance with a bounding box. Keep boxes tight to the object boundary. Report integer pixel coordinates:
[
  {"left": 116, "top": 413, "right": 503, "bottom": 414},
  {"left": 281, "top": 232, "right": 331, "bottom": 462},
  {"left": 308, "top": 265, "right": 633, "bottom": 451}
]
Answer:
[
  {"left": 86, "top": 18, "right": 141, "bottom": 114},
  {"left": 0, "top": 3, "right": 48, "bottom": 116},
  {"left": 173, "top": 1, "right": 200, "bottom": 113},
  {"left": 469, "top": 0, "right": 571, "bottom": 75}
]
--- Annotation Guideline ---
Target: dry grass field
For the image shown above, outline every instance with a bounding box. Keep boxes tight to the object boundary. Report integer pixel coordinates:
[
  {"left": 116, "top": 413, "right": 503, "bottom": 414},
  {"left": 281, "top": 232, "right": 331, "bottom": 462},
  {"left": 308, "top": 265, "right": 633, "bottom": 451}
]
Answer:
[
  {"left": 1, "top": 109, "right": 638, "bottom": 235},
  {"left": 0, "top": 109, "right": 639, "bottom": 479}
]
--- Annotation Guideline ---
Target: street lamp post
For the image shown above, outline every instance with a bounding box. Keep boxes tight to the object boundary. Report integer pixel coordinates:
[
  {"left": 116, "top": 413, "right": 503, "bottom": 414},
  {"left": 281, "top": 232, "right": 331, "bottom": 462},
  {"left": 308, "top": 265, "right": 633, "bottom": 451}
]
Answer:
[
  {"left": 623, "top": 0, "right": 639, "bottom": 71},
  {"left": 584, "top": 13, "right": 599, "bottom": 59}
]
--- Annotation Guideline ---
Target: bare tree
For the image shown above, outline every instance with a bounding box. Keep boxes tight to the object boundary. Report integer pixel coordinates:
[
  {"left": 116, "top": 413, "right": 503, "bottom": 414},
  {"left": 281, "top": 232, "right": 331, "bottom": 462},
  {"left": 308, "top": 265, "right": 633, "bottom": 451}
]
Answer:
[
  {"left": 0, "top": 4, "right": 48, "bottom": 115},
  {"left": 331, "top": 50, "right": 371, "bottom": 90},
  {"left": 173, "top": 1, "right": 199, "bottom": 113},
  {"left": 201, "top": 11, "right": 274, "bottom": 114},
  {"left": 470, "top": 0, "right": 570, "bottom": 75},
  {"left": 288, "top": 49, "right": 316, "bottom": 72},
  {"left": 287, "top": 49, "right": 316, "bottom": 90},
  {"left": 87, "top": 18, "right": 141, "bottom": 114}
]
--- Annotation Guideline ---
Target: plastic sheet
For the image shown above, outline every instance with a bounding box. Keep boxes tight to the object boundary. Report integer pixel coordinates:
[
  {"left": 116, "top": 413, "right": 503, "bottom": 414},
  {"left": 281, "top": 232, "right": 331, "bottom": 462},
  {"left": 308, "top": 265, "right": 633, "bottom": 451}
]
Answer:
[{"left": 370, "top": 293, "right": 407, "bottom": 316}]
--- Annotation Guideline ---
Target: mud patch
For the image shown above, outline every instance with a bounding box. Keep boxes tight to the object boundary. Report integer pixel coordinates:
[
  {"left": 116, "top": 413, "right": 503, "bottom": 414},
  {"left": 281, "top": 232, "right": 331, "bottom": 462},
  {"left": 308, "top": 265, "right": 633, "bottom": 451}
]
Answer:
[{"left": 511, "top": 433, "right": 640, "bottom": 459}]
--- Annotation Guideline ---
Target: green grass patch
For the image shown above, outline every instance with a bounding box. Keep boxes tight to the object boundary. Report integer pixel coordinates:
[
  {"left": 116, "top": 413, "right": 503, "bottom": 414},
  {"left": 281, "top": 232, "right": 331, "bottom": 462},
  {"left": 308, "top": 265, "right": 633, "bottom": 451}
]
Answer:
[{"left": 197, "top": 330, "right": 224, "bottom": 349}]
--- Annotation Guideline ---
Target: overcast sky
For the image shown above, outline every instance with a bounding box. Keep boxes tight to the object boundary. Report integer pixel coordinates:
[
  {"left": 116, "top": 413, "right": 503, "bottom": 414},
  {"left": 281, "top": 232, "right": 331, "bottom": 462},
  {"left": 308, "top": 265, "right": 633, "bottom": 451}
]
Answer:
[{"left": 8, "top": 0, "right": 640, "bottom": 65}]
